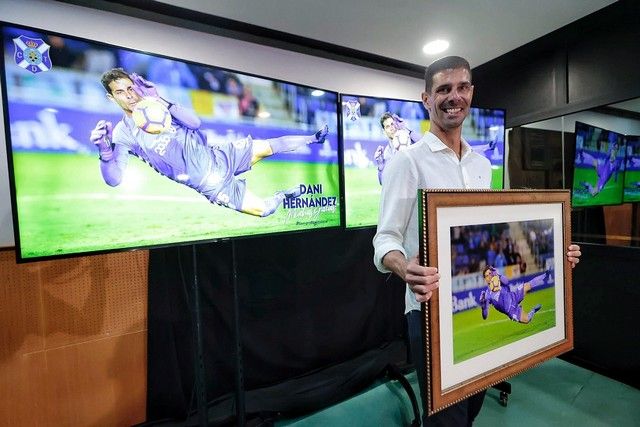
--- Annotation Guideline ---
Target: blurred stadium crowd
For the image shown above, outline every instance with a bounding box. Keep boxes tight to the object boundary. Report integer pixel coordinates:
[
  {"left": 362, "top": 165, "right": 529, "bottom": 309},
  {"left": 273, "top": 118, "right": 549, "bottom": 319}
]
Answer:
[
  {"left": 3, "top": 28, "right": 334, "bottom": 128},
  {"left": 451, "top": 220, "right": 554, "bottom": 277}
]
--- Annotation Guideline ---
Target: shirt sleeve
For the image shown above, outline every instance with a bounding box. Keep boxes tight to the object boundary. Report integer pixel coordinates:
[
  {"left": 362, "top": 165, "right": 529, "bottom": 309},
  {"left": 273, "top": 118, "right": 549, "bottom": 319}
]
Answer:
[
  {"left": 372, "top": 150, "right": 418, "bottom": 273},
  {"left": 99, "top": 123, "right": 131, "bottom": 186},
  {"left": 168, "top": 104, "right": 201, "bottom": 130}
]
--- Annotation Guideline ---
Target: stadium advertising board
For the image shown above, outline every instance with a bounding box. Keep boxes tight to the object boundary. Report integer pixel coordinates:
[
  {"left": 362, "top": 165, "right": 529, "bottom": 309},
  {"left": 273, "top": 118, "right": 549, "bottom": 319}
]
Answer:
[
  {"left": 1, "top": 23, "right": 341, "bottom": 261},
  {"left": 418, "top": 189, "right": 573, "bottom": 415},
  {"left": 340, "top": 94, "right": 505, "bottom": 228}
]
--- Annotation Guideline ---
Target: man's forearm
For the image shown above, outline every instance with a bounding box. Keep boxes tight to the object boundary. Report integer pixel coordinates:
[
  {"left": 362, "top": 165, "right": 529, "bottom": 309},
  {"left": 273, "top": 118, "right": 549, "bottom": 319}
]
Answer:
[{"left": 382, "top": 250, "right": 408, "bottom": 281}]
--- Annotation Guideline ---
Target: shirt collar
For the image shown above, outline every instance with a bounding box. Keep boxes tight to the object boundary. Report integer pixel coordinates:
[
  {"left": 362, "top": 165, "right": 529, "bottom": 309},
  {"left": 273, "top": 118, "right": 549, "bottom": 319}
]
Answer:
[{"left": 422, "top": 132, "right": 473, "bottom": 158}]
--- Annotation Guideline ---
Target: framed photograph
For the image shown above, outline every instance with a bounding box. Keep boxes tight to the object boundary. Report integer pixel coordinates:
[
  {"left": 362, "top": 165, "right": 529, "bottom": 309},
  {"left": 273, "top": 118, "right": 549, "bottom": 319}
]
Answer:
[{"left": 418, "top": 189, "right": 573, "bottom": 415}]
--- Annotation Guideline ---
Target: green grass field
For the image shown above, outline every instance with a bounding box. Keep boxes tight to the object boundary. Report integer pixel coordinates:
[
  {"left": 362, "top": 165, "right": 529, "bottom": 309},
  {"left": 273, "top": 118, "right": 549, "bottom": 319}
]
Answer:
[
  {"left": 12, "top": 152, "right": 340, "bottom": 258},
  {"left": 344, "top": 166, "right": 504, "bottom": 228},
  {"left": 572, "top": 167, "right": 624, "bottom": 206},
  {"left": 452, "top": 287, "right": 556, "bottom": 364}
]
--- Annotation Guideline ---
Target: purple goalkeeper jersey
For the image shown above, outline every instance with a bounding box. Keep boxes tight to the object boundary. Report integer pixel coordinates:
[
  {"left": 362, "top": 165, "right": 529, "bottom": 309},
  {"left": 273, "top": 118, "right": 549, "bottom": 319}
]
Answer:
[
  {"left": 108, "top": 114, "right": 215, "bottom": 189},
  {"left": 100, "top": 107, "right": 253, "bottom": 208},
  {"left": 595, "top": 156, "right": 622, "bottom": 192},
  {"left": 487, "top": 282, "right": 526, "bottom": 322}
]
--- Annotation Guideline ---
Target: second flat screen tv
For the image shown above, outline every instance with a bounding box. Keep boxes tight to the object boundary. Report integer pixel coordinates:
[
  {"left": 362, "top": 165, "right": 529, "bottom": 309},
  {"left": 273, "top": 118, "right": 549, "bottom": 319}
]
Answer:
[
  {"left": 623, "top": 135, "right": 640, "bottom": 203},
  {"left": 571, "top": 121, "right": 626, "bottom": 207},
  {"left": 340, "top": 94, "right": 505, "bottom": 228},
  {"left": 1, "top": 23, "right": 341, "bottom": 261}
]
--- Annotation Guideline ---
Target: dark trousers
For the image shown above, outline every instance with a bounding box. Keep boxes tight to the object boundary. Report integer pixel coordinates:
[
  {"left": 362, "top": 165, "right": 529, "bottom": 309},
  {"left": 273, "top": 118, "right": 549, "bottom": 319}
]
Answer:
[{"left": 407, "top": 310, "right": 486, "bottom": 426}]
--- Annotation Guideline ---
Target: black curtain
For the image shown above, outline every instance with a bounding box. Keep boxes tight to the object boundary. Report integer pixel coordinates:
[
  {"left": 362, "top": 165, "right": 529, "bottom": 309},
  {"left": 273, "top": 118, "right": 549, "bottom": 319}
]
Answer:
[{"left": 146, "top": 227, "right": 406, "bottom": 422}]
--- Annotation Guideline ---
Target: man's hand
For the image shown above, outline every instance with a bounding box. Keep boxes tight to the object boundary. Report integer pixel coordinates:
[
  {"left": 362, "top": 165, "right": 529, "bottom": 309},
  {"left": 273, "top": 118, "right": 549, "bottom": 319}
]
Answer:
[
  {"left": 405, "top": 255, "right": 440, "bottom": 303},
  {"left": 130, "top": 73, "right": 159, "bottom": 98},
  {"left": 374, "top": 145, "right": 385, "bottom": 170},
  {"left": 567, "top": 244, "right": 581, "bottom": 268},
  {"left": 90, "top": 120, "right": 113, "bottom": 161}
]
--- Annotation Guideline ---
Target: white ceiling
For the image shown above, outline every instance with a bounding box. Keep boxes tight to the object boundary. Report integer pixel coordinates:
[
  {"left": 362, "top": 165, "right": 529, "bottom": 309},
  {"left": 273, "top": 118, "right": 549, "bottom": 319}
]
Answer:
[{"left": 159, "top": 0, "right": 617, "bottom": 68}]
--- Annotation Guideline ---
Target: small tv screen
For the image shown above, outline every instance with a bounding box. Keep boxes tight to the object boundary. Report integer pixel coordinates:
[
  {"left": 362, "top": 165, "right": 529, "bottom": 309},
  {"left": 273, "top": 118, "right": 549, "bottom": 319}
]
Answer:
[
  {"left": 340, "top": 94, "right": 505, "bottom": 228},
  {"left": 623, "top": 135, "right": 640, "bottom": 203},
  {"left": 571, "top": 121, "right": 626, "bottom": 207},
  {"left": 1, "top": 23, "right": 341, "bottom": 261}
]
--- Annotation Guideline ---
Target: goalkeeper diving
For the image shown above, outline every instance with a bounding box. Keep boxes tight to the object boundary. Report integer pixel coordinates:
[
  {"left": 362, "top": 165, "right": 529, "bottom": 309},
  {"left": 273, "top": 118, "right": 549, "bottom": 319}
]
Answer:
[
  {"left": 90, "top": 68, "right": 329, "bottom": 217},
  {"left": 480, "top": 266, "right": 551, "bottom": 324}
]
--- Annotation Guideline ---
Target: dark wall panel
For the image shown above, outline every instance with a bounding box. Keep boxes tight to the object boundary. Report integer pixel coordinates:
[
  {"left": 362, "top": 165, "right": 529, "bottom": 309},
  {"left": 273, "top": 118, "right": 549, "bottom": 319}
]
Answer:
[{"left": 473, "top": 0, "right": 640, "bottom": 127}]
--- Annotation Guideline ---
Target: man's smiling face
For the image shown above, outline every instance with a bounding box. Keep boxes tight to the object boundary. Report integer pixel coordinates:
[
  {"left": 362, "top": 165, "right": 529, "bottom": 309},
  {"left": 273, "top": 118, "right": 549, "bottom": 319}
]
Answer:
[{"left": 422, "top": 67, "right": 474, "bottom": 132}]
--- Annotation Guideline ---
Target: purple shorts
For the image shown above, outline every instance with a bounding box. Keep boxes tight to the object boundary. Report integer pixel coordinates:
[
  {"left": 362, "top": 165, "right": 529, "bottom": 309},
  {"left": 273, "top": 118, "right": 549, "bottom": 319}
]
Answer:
[{"left": 199, "top": 136, "right": 253, "bottom": 211}]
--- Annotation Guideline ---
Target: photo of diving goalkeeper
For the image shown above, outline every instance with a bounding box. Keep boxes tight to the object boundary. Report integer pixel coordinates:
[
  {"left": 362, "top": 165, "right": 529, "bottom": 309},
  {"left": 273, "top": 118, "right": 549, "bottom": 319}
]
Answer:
[
  {"left": 3, "top": 23, "right": 341, "bottom": 260},
  {"left": 449, "top": 218, "right": 557, "bottom": 363},
  {"left": 572, "top": 121, "right": 626, "bottom": 207},
  {"left": 480, "top": 266, "right": 550, "bottom": 324},
  {"left": 92, "top": 68, "right": 329, "bottom": 217}
]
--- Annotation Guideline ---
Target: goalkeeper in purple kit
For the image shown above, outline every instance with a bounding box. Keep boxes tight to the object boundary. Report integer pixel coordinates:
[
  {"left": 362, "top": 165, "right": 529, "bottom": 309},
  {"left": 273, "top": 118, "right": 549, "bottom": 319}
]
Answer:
[
  {"left": 577, "top": 136, "right": 623, "bottom": 197},
  {"left": 90, "top": 68, "right": 329, "bottom": 217},
  {"left": 373, "top": 112, "right": 498, "bottom": 185},
  {"left": 480, "top": 266, "right": 550, "bottom": 324}
]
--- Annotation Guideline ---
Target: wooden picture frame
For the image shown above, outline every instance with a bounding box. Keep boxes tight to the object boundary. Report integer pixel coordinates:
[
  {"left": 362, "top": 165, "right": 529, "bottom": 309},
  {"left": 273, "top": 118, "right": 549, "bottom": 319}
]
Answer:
[{"left": 418, "top": 189, "right": 573, "bottom": 415}]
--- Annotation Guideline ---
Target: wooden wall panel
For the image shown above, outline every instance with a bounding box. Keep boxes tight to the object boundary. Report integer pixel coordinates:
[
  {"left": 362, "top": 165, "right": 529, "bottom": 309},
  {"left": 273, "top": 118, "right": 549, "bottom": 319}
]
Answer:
[
  {"left": 0, "top": 253, "right": 44, "bottom": 358},
  {"left": 0, "top": 249, "right": 148, "bottom": 426}
]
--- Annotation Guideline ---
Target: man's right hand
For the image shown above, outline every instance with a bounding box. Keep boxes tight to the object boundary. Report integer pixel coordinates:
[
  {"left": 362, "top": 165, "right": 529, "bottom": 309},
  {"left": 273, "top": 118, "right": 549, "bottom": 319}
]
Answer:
[
  {"left": 91, "top": 120, "right": 113, "bottom": 161},
  {"left": 405, "top": 255, "right": 440, "bottom": 303}
]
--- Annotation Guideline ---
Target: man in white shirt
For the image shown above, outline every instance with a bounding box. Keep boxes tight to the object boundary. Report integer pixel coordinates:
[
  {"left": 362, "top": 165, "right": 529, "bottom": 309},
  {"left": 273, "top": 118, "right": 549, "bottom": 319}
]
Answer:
[{"left": 373, "top": 56, "right": 581, "bottom": 425}]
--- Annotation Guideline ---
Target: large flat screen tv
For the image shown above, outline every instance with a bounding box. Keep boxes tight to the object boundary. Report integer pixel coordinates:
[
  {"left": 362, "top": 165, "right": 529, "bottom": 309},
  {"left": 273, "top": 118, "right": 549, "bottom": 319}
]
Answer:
[
  {"left": 623, "top": 135, "right": 640, "bottom": 203},
  {"left": 340, "top": 94, "right": 505, "bottom": 228},
  {"left": 1, "top": 23, "right": 341, "bottom": 261},
  {"left": 571, "top": 121, "right": 625, "bottom": 207}
]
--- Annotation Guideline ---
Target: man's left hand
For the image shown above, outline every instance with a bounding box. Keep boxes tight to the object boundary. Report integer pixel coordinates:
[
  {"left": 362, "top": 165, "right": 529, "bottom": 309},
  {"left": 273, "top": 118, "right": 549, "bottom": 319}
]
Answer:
[{"left": 567, "top": 244, "right": 581, "bottom": 268}]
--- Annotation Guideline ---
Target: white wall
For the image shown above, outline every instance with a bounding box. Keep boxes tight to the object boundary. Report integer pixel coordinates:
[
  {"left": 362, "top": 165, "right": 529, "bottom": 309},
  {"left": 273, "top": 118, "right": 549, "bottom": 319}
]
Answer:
[
  {"left": 0, "top": 0, "right": 424, "bottom": 248},
  {"left": 523, "top": 110, "right": 640, "bottom": 135}
]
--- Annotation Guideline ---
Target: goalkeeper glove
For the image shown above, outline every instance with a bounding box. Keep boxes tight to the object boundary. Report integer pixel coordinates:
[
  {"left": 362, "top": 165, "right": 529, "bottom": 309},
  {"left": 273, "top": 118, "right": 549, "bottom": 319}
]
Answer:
[
  {"left": 90, "top": 120, "right": 114, "bottom": 161},
  {"left": 130, "top": 72, "right": 160, "bottom": 99}
]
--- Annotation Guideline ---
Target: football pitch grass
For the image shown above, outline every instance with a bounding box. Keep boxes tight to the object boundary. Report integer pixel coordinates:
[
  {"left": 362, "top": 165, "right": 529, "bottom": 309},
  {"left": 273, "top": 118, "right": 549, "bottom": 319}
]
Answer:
[
  {"left": 344, "top": 166, "right": 504, "bottom": 228},
  {"left": 452, "top": 287, "right": 556, "bottom": 364},
  {"left": 572, "top": 166, "right": 624, "bottom": 206},
  {"left": 11, "top": 152, "right": 340, "bottom": 259}
]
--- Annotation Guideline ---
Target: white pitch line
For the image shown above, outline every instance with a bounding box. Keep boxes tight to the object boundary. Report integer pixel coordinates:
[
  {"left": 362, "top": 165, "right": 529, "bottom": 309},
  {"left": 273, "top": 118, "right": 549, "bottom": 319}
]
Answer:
[{"left": 18, "top": 193, "right": 205, "bottom": 203}]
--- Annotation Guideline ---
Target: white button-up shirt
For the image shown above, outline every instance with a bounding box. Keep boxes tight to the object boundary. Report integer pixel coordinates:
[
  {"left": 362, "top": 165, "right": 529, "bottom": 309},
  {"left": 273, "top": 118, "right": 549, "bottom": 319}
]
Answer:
[{"left": 373, "top": 132, "right": 492, "bottom": 313}]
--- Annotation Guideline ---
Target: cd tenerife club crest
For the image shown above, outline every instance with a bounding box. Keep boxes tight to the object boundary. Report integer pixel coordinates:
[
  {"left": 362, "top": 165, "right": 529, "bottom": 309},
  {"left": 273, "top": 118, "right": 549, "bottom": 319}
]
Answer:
[{"left": 13, "top": 35, "right": 52, "bottom": 74}]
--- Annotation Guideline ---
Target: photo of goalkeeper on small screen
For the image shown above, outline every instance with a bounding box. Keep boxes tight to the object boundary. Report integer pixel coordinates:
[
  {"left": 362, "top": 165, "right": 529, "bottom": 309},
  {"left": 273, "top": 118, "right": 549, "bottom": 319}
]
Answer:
[
  {"left": 2, "top": 24, "right": 340, "bottom": 261},
  {"left": 572, "top": 121, "right": 626, "bottom": 207},
  {"left": 623, "top": 135, "right": 640, "bottom": 203},
  {"left": 449, "top": 218, "right": 556, "bottom": 364},
  {"left": 340, "top": 94, "right": 504, "bottom": 228}
]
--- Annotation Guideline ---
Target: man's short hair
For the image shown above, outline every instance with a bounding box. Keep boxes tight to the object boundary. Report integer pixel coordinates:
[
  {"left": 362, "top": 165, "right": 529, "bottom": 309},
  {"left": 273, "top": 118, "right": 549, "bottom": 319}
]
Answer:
[
  {"left": 101, "top": 68, "right": 130, "bottom": 94},
  {"left": 379, "top": 112, "right": 394, "bottom": 129},
  {"left": 424, "top": 56, "right": 472, "bottom": 92}
]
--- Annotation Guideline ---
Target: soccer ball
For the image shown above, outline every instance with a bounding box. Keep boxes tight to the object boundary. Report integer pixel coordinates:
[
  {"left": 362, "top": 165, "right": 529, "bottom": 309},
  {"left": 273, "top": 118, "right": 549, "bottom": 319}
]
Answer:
[
  {"left": 132, "top": 97, "right": 171, "bottom": 134},
  {"left": 488, "top": 275, "right": 501, "bottom": 292},
  {"left": 391, "top": 128, "right": 412, "bottom": 152}
]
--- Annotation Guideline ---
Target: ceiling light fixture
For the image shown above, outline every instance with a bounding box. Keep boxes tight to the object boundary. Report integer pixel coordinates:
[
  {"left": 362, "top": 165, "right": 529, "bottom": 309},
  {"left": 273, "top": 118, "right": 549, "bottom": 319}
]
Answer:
[
  {"left": 422, "top": 39, "right": 450, "bottom": 55},
  {"left": 311, "top": 89, "right": 325, "bottom": 97}
]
